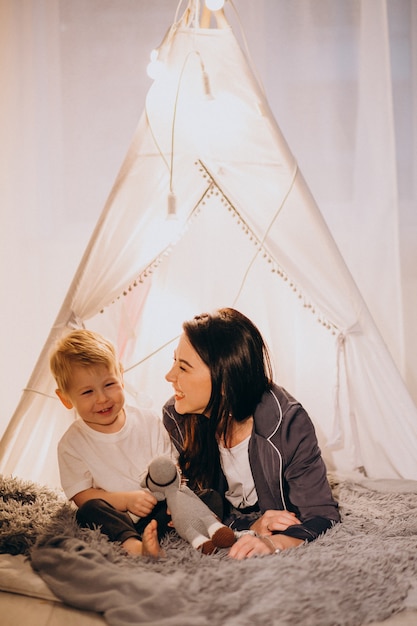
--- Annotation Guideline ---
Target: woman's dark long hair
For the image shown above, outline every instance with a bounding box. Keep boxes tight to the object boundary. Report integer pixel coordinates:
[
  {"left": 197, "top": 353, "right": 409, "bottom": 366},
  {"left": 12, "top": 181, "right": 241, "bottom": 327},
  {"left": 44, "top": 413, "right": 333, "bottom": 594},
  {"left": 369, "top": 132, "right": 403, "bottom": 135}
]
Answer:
[{"left": 178, "top": 307, "right": 273, "bottom": 490}]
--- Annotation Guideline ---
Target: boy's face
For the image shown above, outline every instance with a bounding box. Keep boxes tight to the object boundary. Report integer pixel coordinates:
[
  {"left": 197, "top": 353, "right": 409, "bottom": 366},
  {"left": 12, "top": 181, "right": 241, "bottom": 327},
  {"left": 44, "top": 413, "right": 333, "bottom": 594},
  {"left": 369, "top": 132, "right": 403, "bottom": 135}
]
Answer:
[{"left": 57, "top": 363, "right": 125, "bottom": 433}]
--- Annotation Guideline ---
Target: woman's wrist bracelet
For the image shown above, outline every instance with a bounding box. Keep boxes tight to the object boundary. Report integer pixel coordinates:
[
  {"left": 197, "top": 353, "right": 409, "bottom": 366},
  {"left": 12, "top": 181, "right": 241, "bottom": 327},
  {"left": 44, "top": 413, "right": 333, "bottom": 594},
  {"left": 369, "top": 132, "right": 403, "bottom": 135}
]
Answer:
[{"left": 260, "top": 534, "right": 281, "bottom": 554}]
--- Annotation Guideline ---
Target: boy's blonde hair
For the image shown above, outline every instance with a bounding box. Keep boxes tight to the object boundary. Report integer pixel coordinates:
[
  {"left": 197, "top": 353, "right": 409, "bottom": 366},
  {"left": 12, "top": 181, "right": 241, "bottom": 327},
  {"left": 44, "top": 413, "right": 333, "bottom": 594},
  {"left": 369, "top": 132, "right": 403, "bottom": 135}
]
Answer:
[{"left": 50, "top": 329, "right": 122, "bottom": 392}]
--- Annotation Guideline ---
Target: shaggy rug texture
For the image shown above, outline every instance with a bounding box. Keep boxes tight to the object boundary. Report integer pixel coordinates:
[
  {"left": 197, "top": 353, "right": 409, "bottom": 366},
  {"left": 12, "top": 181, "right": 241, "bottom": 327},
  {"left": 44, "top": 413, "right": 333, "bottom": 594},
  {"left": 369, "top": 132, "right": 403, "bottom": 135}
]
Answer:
[{"left": 1, "top": 474, "right": 417, "bottom": 626}]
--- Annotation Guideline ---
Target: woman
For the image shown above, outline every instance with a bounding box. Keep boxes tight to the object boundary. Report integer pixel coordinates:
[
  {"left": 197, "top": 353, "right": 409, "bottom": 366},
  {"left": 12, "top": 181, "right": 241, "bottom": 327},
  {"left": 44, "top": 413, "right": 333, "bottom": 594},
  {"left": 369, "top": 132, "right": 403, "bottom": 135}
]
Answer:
[{"left": 163, "top": 307, "right": 340, "bottom": 559}]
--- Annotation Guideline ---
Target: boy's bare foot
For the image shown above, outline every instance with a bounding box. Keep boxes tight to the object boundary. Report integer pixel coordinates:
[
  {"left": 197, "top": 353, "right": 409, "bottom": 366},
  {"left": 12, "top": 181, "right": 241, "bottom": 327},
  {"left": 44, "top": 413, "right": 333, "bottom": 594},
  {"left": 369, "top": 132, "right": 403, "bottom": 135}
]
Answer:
[
  {"left": 141, "top": 520, "right": 164, "bottom": 558},
  {"left": 121, "top": 520, "right": 163, "bottom": 557}
]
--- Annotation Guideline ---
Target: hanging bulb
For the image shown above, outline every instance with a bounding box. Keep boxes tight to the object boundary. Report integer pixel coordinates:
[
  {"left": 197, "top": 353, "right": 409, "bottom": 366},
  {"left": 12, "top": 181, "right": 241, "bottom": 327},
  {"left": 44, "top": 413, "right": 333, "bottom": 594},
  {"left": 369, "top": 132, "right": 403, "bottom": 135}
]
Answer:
[
  {"left": 146, "top": 49, "right": 165, "bottom": 80},
  {"left": 205, "top": 0, "right": 225, "bottom": 10},
  {"left": 195, "top": 52, "right": 214, "bottom": 100},
  {"left": 201, "top": 70, "right": 214, "bottom": 100},
  {"left": 167, "top": 191, "right": 177, "bottom": 219}
]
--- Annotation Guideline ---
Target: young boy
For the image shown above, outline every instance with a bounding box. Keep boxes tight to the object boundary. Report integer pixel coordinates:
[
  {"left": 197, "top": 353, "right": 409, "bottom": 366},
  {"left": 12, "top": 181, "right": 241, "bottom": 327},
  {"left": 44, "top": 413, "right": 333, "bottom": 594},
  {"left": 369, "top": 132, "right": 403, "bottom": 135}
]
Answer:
[{"left": 50, "top": 329, "right": 176, "bottom": 557}]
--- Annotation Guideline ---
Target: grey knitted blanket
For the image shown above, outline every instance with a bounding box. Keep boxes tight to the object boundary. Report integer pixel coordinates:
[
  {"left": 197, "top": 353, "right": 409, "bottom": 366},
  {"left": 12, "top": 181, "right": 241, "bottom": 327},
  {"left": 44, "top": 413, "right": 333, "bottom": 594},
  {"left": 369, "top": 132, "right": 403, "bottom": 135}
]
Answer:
[{"left": 1, "top": 474, "right": 417, "bottom": 626}]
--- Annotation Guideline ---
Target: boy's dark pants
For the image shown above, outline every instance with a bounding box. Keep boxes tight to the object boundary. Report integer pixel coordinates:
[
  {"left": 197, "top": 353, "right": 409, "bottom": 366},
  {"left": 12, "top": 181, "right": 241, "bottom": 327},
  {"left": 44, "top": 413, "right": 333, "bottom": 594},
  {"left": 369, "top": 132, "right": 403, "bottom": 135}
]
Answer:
[{"left": 76, "top": 498, "right": 172, "bottom": 544}]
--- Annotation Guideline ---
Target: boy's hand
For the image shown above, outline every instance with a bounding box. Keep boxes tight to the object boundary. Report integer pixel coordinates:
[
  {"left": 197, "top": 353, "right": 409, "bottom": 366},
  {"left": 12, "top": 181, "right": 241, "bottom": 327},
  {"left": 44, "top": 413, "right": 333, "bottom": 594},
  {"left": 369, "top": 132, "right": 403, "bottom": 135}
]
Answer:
[{"left": 126, "top": 490, "right": 158, "bottom": 518}]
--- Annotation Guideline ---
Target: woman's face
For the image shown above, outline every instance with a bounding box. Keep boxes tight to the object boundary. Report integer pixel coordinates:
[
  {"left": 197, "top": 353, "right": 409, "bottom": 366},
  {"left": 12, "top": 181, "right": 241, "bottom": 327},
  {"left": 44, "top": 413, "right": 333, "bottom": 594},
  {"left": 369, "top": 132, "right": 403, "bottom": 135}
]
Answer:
[{"left": 165, "top": 332, "right": 212, "bottom": 416}]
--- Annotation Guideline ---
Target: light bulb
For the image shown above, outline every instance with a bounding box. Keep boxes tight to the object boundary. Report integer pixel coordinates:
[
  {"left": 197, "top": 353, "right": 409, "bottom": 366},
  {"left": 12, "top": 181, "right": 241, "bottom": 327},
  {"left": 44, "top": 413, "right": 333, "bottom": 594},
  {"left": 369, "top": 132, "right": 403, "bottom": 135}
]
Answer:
[
  {"left": 202, "top": 70, "right": 214, "bottom": 99},
  {"left": 146, "top": 49, "right": 165, "bottom": 80},
  {"left": 167, "top": 191, "right": 177, "bottom": 219},
  {"left": 205, "top": 0, "right": 225, "bottom": 10}
]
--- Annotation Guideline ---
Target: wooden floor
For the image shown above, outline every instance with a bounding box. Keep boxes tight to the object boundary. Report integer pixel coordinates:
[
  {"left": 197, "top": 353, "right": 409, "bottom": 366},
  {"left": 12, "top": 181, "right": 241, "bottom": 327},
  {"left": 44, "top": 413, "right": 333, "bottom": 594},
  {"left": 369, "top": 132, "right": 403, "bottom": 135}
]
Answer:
[
  {"left": 0, "top": 592, "right": 105, "bottom": 626},
  {"left": 0, "top": 591, "right": 416, "bottom": 626}
]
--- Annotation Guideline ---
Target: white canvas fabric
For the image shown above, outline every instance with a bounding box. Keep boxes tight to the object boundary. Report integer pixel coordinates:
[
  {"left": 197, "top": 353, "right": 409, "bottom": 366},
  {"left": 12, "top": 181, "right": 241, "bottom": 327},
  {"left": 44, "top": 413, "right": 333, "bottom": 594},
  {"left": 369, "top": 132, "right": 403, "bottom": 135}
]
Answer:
[{"left": 1, "top": 2, "right": 416, "bottom": 487}]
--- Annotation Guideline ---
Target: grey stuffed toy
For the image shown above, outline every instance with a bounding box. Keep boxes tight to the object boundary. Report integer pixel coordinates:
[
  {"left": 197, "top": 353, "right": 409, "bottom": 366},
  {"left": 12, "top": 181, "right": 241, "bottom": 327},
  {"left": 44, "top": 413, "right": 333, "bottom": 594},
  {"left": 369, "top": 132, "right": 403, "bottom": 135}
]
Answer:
[{"left": 142, "top": 456, "right": 236, "bottom": 554}]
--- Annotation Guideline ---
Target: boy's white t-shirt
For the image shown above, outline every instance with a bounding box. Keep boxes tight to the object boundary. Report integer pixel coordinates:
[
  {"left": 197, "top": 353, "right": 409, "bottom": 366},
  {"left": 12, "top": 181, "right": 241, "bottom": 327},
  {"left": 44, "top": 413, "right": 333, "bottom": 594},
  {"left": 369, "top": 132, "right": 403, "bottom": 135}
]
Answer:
[{"left": 58, "top": 405, "right": 176, "bottom": 501}]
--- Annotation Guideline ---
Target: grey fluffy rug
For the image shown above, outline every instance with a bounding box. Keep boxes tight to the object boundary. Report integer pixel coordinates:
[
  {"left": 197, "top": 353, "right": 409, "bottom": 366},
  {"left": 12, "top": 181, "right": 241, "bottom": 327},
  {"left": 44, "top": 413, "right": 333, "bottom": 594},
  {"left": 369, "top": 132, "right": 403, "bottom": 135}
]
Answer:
[{"left": 1, "top": 474, "right": 417, "bottom": 626}]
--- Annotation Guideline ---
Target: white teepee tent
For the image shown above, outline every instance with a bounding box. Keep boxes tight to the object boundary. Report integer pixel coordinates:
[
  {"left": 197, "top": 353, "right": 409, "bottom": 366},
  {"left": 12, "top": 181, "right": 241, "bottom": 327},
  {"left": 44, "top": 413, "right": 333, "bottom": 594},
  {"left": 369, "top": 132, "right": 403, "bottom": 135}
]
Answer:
[{"left": 1, "top": 1, "right": 417, "bottom": 487}]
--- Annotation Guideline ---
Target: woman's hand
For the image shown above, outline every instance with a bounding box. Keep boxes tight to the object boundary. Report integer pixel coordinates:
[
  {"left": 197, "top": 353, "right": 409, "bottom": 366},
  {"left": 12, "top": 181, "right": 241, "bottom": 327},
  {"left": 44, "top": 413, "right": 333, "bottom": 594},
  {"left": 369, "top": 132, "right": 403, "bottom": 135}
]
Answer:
[
  {"left": 250, "top": 509, "right": 301, "bottom": 535},
  {"left": 125, "top": 490, "right": 158, "bottom": 518},
  {"left": 228, "top": 533, "right": 277, "bottom": 560},
  {"left": 228, "top": 531, "right": 304, "bottom": 560}
]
